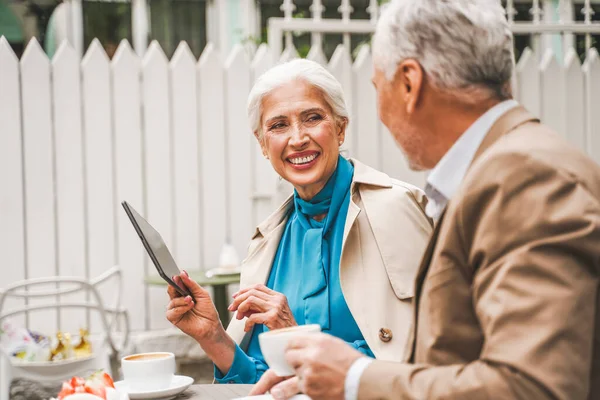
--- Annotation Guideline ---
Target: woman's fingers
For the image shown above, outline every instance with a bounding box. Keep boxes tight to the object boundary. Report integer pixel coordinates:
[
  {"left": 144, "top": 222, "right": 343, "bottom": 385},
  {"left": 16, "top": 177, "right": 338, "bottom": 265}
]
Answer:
[
  {"left": 166, "top": 295, "right": 194, "bottom": 324},
  {"left": 178, "top": 271, "right": 210, "bottom": 299},
  {"left": 244, "top": 312, "right": 270, "bottom": 332},
  {"left": 237, "top": 295, "right": 270, "bottom": 315},
  {"left": 235, "top": 309, "right": 257, "bottom": 320},
  {"left": 232, "top": 284, "right": 276, "bottom": 299},
  {"left": 166, "top": 302, "right": 194, "bottom": 324},
  {"left": 229, "top": 288, "right": 271, "bottom": 311},
  {"left": 168, "top": 295, "right": 193, "bottom": 310},
  {"left": 167, "top": 281, "right": 180, "bottom": 300}
]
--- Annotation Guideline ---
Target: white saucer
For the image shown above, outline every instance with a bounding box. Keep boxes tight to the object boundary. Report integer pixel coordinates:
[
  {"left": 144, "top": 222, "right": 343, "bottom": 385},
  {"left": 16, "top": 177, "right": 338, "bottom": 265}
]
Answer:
[
  {"left": 114, "top": 375, "right": 193, "bottom": 399},
  {"left": 205, "top": 266, "right": 241, "bottom": 278}
]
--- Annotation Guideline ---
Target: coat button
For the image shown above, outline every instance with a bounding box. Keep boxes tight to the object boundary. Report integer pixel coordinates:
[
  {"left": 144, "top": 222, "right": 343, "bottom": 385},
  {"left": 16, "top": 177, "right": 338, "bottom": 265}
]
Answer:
[{"left": 379, "top": 328, "right": 393, "bottom": 342}]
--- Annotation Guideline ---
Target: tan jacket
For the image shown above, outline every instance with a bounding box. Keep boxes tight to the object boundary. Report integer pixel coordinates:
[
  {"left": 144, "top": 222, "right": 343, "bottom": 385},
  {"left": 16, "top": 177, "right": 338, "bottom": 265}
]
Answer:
[
  {"left": 226, "top": 159, "right": 433, "bottom": 361},
  {"left": 359, "top": 107, "right": 600, "bottom": 400}
]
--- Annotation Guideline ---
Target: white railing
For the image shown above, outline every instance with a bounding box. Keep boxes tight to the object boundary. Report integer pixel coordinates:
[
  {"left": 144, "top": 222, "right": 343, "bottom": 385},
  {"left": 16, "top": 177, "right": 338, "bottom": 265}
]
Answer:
[
  {"left": 0, "top": 33, "right": 599, "bottom": 336},
  {"left": 267, "top": 0, "right": 600, "bottom": 58},
  {"left": 52, "top": 0, "right": 600, "bottom": 59}
]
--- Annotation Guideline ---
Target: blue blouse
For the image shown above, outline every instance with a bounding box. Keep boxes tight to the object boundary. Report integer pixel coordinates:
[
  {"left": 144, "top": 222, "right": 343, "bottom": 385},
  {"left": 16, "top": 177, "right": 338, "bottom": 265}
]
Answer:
[{"left": 215, "top": 156, "right": 373, "bottom": 384}]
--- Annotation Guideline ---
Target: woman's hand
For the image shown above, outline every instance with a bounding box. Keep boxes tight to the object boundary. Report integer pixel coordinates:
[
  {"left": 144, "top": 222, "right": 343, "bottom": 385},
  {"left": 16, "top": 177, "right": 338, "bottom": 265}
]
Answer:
[
  {"left": 229, "top": 284, "right": 297, "bottom": 332},
  {"left": 166, "top": 271, "right": 223, "bottom": 342}
]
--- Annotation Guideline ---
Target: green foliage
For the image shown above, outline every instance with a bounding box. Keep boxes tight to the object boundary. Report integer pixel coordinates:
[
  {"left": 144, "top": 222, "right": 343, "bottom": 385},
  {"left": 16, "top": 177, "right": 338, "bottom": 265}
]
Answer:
[
  {"left": 297, "top": 44, "right": 310, "bottom": 58},
  {"left": 82, "top": 2, "right": 131, "bottom": 48}
]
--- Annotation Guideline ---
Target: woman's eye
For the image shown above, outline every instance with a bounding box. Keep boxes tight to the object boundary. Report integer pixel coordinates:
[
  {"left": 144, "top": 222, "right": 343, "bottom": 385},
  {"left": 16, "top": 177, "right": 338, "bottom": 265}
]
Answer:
[
  {"left": 269, "top": 122, "right": 286, "bottom": 130},
  {"left": 307, "top": 114, "right": 322, "bottom": 122}
]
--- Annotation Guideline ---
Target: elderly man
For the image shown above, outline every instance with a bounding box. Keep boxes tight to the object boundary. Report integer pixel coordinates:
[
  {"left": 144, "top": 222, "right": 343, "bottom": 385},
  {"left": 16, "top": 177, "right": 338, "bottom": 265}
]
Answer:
[{"left": 250, "top": 0, "right": 600, "bottom": 399}]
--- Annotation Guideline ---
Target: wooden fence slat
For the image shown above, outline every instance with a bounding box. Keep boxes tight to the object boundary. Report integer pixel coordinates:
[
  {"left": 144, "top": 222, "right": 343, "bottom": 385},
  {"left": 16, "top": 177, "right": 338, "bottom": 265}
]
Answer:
[
  {"left": 584, "top": 48, "right": 600, "bottom": 164},
  {"left": 279, "top": 46, "right": 299, "bottom": 63},
  {"left": 142, "top": 41, "right": 173, "bottom": 330},
  {"left": 540, "top": 49, "right": 567, "bottom": 139},
  {"left": 225, "top": 44, "right": 253, "bottom": 257},
  {"left": 112, "top": 40, "right": 146, "bottom": 331},
  {"left": 564, "top": 48, "right": 586, "bottom": 151},
  {"left": 52, "top": 42, "right": 87, "bottom": 333},
  {"left": 306, "top": 44, "right": 327, "bottom": 66},
  {"left": 250, "top": 44, "right": 278, "bottom": 227},
  {"left": 328, "top": 45, "right": 354, "bottom": 157},
  {"left": 197, "top": 43, "right": 228, "bottom": 269},
  {"left": 516, "top": 47, "right": 541, "bottom": 119},
  {"left": 352, "top": 45, "right": 380, "bottom": 169},
  {"left": 20, "top": 39, "right": 57, "bottom": 333},
  {"left": 170, "top": 42, "right": 201, "bottom": 271},
  {"left": 0, "top": 37, "right": 26, "bottom": 328},
  {"left": 82, "top": 39, "right": 117, "bottom": 333}
]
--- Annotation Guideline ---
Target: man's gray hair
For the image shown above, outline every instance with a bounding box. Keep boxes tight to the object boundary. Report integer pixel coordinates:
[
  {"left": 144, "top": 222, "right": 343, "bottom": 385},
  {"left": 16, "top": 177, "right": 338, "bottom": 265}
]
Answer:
[
  {"left": 373, "top": 0, "right": 514, "bottom": 100},
  {"left": 247, "top": 59, "right": 349, "bottom": 137}
]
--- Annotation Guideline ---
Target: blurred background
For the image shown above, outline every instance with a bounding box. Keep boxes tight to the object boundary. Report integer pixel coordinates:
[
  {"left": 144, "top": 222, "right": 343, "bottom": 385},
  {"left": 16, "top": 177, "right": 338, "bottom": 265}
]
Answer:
[
  {"left": 1, "top": 0, "right": 600, "bottom": 396},
  {"left": 1, "top": 0, "right": 599, "bottom": 61}
]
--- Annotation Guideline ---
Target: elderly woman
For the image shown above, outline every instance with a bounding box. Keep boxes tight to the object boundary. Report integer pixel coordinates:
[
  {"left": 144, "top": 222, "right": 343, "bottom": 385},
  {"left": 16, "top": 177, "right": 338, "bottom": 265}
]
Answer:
[{"left": 165, "top": 59, "right": 432, "bottom": 384}]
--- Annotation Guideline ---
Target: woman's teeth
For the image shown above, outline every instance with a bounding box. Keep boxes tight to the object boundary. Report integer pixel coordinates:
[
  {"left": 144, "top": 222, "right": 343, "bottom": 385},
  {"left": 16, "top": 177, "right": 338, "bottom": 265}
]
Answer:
[{"left": 289, "top": 154, "right": 318, "bottom": 165}]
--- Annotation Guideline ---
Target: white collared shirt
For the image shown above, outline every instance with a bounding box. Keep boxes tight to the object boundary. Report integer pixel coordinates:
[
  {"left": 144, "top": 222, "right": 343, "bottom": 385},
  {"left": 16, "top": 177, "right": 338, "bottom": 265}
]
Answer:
[
  {"left": 343, "top": 99, "right": 519, "bottom": 400},
  {"left": 424, "top": 99, "right": 519, "bottom": 220}
]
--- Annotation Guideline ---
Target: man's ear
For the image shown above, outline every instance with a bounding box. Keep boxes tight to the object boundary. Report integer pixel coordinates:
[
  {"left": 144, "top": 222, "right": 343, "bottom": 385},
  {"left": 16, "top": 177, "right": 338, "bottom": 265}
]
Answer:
[{"left": 395, "top": 59, "right": 424, "bottom": 114}]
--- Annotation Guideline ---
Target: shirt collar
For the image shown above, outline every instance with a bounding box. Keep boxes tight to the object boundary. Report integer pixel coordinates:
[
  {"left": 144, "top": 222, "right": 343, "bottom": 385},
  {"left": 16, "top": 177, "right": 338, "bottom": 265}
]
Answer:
[{"left": 425, "top": 99, "right": 519, "bottom": 218}]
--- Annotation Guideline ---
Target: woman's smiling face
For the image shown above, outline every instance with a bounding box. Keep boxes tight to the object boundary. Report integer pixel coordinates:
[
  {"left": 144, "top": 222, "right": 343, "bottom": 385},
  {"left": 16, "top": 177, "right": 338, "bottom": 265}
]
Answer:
[{"left": 256, "top": 80, "right": 346, "bottom": 200}]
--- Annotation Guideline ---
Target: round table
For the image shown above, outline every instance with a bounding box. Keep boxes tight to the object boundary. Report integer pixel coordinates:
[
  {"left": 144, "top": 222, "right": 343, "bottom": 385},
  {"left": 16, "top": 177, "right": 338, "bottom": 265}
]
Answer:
[{"left": 144, "top": 271, "right": 241, "bottom": 327}]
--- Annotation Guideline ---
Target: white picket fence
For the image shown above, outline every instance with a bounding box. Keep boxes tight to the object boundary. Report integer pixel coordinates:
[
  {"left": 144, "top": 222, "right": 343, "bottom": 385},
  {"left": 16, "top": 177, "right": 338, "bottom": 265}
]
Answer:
[{"left": 1, "top": 35, "right": 600, "bottom": 336}]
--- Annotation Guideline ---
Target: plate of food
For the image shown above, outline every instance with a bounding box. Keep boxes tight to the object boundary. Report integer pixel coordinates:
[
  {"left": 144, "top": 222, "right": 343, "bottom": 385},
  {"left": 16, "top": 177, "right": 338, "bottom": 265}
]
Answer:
[{"left": 51, "top": 371, "right": 128, "bottom": 400}]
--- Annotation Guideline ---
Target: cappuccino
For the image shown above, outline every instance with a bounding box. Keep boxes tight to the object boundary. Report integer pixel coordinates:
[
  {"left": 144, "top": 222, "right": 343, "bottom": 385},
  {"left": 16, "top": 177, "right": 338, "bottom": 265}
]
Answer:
[
  {"left": 121, "top": 352, "right": 175, "bottom": 391},
  {"left": 124, "top": 353, "right": 171, "bottom": 361}
]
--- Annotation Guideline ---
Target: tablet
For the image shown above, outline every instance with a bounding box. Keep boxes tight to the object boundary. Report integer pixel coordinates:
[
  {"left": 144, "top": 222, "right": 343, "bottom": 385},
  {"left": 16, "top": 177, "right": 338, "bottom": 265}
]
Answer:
[{"left": 121, "top": 201, "right": 193, "bottom": 300}]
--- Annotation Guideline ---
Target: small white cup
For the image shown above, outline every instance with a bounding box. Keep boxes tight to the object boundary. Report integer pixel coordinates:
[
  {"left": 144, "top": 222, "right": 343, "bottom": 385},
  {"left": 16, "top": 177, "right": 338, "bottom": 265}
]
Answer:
[
  {"left": 258, "top": 324, "right": 321, "bottom": 377},
  {"left": 121, "top": 352, "right": 175, "bottom": 392}
]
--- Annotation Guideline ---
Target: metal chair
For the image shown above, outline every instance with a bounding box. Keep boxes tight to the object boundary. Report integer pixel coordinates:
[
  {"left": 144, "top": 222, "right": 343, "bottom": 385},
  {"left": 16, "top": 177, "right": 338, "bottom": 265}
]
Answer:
[{"left": 0, "top": 266, "right": 130, "bottom": 399}]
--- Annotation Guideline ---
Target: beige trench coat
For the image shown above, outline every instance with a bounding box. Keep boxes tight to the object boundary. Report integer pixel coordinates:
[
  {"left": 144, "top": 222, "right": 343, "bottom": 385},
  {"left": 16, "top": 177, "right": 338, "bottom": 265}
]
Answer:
[{"left": 226, "top": 158, "right": 432, "bottom": 361}]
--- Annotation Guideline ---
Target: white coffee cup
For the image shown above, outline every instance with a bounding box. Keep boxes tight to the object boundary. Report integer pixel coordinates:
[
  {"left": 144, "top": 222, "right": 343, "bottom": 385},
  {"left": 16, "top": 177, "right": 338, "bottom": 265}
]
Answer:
[
  {"left": 121, "top": 352, "right": 175, "bottom": 391},
  {"left": 258, "top": 324, "right": 321, "bottom": 377}
]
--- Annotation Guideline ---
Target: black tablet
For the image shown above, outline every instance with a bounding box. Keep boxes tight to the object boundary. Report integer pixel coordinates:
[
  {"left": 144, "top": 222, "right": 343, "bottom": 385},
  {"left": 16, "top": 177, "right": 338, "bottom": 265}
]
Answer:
[{"left": 121, "top": 201, "right": 194, "bottom": 300}]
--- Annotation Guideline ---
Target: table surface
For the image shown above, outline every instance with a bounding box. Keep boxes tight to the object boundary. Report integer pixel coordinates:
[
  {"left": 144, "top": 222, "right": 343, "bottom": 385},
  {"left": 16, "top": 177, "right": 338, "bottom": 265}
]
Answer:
[
  {"left": 144, "top": 270, "right": 240, "bottom": 286},
  {"left": 177, "top": 384, "right": 254, "bottom": 399}
]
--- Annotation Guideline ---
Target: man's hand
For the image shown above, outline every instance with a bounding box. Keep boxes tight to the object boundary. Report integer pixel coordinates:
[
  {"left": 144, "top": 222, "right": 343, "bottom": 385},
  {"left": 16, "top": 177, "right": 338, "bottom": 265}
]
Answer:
[
  {"left": 251, "top": 333, "right": 363, "bottom": 400},
  {"left": 249, "top": 370, "right": 297, "bottom": 399}
]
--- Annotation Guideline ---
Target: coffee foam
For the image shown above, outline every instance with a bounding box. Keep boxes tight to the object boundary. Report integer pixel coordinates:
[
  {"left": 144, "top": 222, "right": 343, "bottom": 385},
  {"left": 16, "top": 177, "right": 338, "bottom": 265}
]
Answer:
[{"left": 124, "top": 353, "right": 171, "bottom": 361}]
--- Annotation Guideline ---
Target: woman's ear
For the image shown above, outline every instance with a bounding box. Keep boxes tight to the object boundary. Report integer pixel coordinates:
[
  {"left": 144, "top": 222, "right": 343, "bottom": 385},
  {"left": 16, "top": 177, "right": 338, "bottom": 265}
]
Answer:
[
  {"left": 254, "top": 130, "right": 269, "bottom": 159},
  {"left": 337, "top": 117, "right": 348, "bottom": 145}
]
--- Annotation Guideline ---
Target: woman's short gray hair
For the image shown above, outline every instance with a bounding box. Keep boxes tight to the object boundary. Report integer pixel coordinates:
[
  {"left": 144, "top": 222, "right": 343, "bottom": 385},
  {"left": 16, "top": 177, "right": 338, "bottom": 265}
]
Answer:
[
  {"left": 247, "top": 59, "right": 349, "bottom": 137},
  {"left": 373, "top": 0, "right": 514, "bottom": 100}
]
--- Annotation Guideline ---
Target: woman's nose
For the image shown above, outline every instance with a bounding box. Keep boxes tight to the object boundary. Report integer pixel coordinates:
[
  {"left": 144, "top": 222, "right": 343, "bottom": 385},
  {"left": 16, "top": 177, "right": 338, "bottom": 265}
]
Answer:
[{"left": 289, "top": 126, "right": 309, "bottom": 148}]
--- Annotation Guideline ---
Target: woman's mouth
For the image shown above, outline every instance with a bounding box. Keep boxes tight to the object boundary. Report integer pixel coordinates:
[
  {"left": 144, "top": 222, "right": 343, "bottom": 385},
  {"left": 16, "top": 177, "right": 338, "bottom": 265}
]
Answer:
[{"left": 287, "top": 152, "right": 320, "bottom": 169}]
